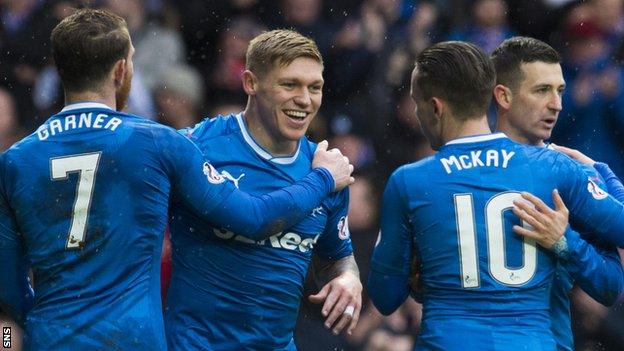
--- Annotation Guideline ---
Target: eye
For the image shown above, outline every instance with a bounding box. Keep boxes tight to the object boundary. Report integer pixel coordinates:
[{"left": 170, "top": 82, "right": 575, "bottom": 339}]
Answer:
[
  {"left": 310, "top": 85, "right": 322, "bottom": 93},
  {"left": 281, "top": 82, "right": 296, "bottom": 89},
  {"left": 535, "top": 87, "right": 549, "bottom": 94}
]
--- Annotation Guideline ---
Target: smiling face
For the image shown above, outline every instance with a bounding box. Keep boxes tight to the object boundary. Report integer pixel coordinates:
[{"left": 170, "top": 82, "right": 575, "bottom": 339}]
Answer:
[
  {"left": 248, "top": 56, "right": 323, "bottom": 154},
  {"left": 505, "top": 61, "right": 565, "bottom": 145}
]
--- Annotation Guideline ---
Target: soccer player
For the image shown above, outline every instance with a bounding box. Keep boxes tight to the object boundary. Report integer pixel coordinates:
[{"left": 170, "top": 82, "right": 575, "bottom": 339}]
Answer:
[
  {"left": 165, "top": 30, "right": 362, "bottom": 350},
  {"left": 491, "top": 36, "right": 624, "bottom": 351},
  {"left": 368, "top": 41, "right": 624, "bottom": 350},
  {"left": 0, "top": 10, "right": 354, "bottom": 350}
]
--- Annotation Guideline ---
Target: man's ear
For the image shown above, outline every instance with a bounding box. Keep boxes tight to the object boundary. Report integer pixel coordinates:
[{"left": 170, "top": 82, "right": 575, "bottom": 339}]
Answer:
[
  {"left": 241, "top": 70, "right": 258, "bottom": 96},
  {"left": 493, "top": 84, "right": 513, "bottom": 110},
  {"left": 431, "top": 97, "right": 444, "bottom": 121},
  {"left": 113, "top": 59, "right": 126, "bottom": 88}
]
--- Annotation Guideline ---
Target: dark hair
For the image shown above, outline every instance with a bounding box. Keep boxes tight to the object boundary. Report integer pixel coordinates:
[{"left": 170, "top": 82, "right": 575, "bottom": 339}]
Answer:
[
  {"left": 51, "top": 9, "right": 130, "bottom": 93},
  {"left": 491, "top": 36, "right": 560, "bottom": 90},
  {"left": 413, "top": 41, "right": 495, "bottom": 119}
]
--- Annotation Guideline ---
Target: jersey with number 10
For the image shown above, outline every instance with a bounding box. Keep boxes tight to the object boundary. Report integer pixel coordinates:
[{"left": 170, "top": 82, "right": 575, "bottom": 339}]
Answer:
[{"left": 372, "top": 133, "right": 624, "bottom": 351}]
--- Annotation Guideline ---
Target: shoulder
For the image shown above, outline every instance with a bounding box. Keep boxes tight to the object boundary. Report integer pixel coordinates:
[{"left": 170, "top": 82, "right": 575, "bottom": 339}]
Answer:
[
  {"left": 181, "top": 114, "right": 240, "bottom": 143},
  {"left": 392, "top": 155, "right": 437, "bottom": 182}
]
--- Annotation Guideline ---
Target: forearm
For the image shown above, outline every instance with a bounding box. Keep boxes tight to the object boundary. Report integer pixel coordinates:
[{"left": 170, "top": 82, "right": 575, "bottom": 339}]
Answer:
[
  {"left": 367, "top": 270, "right": 410, "bottom": 315},
  {"left": 194, "top": 167, "right": 335, "bottom": 241},
  {"left": 558, "top": 229, "right": 624, "bottom": 305},
  {"left": 311, "top": 254, "right": 359, "bottom": 288},
  {"left": 594, "top": 162, "right": 624, "bottom": 203}
]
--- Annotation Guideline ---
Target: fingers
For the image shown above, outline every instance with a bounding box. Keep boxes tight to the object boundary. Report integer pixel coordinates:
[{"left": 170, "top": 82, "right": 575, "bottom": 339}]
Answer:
[
  {"left": 316, "top": 140, "right": 328, "bottom": 153},
  {"left": 321, "top": 287, "right": 341, "bottom": 321},
  {"left": 513, "top": 224, "right": 539, "bottom": 241},
  {"left": 519, "top": 192, "right": 554, "bottom": 215},
  {"left": 324, "top": 294, "right": 350, "bottom": 334},
  {"left": 330, "top": 303, "right": 353, "bottom": 335},
  {"left": 347, "top": 303, "right": 361, "bottom": 335},
  {"left": 308, "top": 284, "right": 330, "bottom": 304},
  {"left": 512, "top": 206, "right": 542, "bottom": 231},
  {"left": 551, "top": 189, "right": 568, "bottom": 215}
]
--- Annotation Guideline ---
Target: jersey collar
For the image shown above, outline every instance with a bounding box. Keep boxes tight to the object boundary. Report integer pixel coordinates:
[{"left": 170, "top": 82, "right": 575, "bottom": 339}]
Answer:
[
  {"left": 61, "top": 102, "right": 115, "bottom": 113},
  {"left": 445, "top": 132, "right": 508, "bottom": 146},
  {"left": 235, "top": 112, "right": 301, "bottom": 165}
]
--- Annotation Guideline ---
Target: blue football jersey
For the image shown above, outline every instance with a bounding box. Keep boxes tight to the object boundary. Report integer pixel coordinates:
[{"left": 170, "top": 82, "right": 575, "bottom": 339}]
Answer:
[
  {"left": 165, "top": 113, "right": 353, "bottom": 351},
  {"left": 370, "top": 133, "right": 624, "bottom": 351},
  {"left": 550, "top": 162, "right": 624, "bottom": 351},
  {"left": 0, "top": 103, "right": 335, "bottom": 350}
]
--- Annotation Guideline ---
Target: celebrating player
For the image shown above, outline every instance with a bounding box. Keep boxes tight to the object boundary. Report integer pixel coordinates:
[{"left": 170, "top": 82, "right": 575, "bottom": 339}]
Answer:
[
  {"left": 0, "top": 10, "right": 354, "bottom": 350},
  {"left": 165, "top": 29, "right": 362, "bottom": 350},
  {"left": 491, "top": 36, "right": 624, "bottom": 350},
  {"left": 369, "top": 41, "right": 624, "bottom": 350}
]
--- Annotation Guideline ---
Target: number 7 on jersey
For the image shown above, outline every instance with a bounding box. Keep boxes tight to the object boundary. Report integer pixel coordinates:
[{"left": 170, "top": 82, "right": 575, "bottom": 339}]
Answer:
[{"left": 50, "top": 152, "right": 101, "bottom": 249}]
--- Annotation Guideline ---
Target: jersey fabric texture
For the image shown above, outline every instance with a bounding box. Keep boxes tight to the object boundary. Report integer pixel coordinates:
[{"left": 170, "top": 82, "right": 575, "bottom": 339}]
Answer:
[
  {"left": 0, "top": 103, "right": 334, "bottom": 350},
  {"left": 369, "top": 133, "right": 624, "bottom": 351},
  {"left": 166, "top": 113, "right": 353, "bottom": 351},
  {"left": 550, "top": 162, "right": 624, "bottom": 351}
]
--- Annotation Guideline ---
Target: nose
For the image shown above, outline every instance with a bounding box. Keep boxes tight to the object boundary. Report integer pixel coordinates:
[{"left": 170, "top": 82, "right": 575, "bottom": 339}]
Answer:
[
  {"left": 293, "top": 88, "right": 312, "bottom": 107},
  {"left": 549, "top": 92, "right": 562, "bottom": 112}
]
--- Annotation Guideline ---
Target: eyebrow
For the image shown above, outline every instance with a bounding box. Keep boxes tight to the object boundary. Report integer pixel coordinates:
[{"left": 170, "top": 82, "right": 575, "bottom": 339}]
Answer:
[{"left": 278, "top": 77, "right": 324, "bottom": 85}]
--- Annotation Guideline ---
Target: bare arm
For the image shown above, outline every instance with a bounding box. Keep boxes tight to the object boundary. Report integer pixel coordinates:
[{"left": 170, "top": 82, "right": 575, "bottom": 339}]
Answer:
[{"left": 308, "top": 254, "right": 362, "bottom": 335}]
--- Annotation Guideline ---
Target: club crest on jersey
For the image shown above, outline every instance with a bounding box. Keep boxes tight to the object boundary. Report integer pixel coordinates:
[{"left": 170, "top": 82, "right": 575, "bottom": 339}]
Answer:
[
  {"left": 587, "top": 178, "right": 608, "bottom": 200},
  {"left": 203, "top": 162, "right": 225, "bottom": 184},
  {"left": 337, "top": 216, "right": 350, "bottom": 240}
]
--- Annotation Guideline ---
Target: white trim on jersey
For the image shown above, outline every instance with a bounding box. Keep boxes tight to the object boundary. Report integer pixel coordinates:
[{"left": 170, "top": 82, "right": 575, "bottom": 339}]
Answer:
[
  {"left": 61, "top": 102, "right": 114, "bottom": 113},
  {"left": 445, "top": 132, "right": 507, "bottom": 145},
  {"left": 235, "top": 113, "right": 301, "bottom": 165}
]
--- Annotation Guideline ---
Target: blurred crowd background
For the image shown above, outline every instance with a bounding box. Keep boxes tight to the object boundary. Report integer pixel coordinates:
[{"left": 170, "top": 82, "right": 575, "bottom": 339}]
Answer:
[{"left": 1, "top": 0, "right": 624, "bottom": 350}]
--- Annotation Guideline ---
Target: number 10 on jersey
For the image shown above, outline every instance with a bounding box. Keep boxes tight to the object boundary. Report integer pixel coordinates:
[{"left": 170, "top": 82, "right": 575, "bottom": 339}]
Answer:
[{"left": 454, "top": 192, "right": 537, "bottom": 288}]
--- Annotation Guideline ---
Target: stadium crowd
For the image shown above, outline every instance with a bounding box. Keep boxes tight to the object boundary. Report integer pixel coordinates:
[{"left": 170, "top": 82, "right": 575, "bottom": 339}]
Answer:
[{"left": 1, "top": 0, "right": 623, "bottom": 350}]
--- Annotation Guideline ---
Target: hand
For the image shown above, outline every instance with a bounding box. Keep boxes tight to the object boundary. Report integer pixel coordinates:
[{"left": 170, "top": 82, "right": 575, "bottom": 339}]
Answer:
[
  {"left": 308, "top": 271, "right": 362, "bottom": 335},
  {"left": 312, "top": 140, "right": 355, "bottom": 191},
  {"left": 550, "top": 143, "right": 595, "bottom": 166},
  {"left": 512, "top": 190, "right": 569, "bottom": 250}
]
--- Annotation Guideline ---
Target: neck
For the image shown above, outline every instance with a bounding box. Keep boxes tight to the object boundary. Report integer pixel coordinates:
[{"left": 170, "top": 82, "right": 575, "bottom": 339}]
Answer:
[
  {"left": 65, "top": 90, "right": 116, "bottom": 111},
  {"left": 496, "top": 113, "right": 545, "bottom": 147},
  {"left": 242, "top": 101, "right": 298, "bottom": 156},
  {"left": 442, "top": 114, "right": 492, "bottom": 144}
]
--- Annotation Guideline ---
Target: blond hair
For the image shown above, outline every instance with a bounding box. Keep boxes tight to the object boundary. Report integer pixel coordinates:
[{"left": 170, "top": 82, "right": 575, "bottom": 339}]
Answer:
[{"left": 245, "top": 29, "right": 323, "bottom": 76}]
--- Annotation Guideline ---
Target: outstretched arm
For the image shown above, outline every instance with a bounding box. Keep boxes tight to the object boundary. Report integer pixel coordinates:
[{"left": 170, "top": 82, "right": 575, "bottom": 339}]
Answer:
[
  {"left": 160, "top": 129, "right": 354, "bottom": 241},
  {"left": 513, "top": 190, "right": 624, "bottom": 305}
]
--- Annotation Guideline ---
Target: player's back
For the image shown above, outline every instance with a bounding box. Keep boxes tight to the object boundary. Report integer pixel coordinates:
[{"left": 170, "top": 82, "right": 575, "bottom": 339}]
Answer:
[
  {"left": 391, "top": 134, "right": 567, "bottom": 350},
  {"left": 2, "top": 102, "right": 177, "bottom": 350}
]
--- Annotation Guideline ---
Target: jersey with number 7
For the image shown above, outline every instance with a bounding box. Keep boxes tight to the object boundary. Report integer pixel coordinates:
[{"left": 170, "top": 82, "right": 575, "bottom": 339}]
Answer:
[
  {"left": 370, "top": 133, "right": 624, "bottom": 351},
  {"left": 0, "top": 102, "right": 335, "bottom": 350}
]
